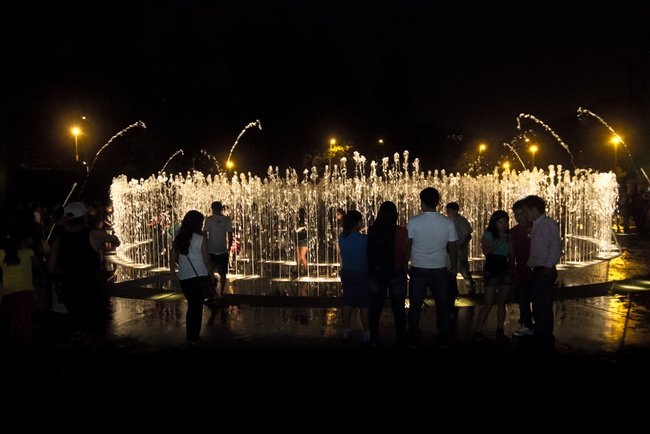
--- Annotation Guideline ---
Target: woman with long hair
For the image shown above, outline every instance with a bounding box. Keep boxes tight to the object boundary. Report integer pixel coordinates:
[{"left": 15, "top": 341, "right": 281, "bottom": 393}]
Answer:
[
  {"left": 338, "top": 210, "right": 370, "bottom": 343},
  {"left": 295, "top": 208, "right": 309, "bottom": 276},
  {"left": 0, "top": 217, "right": 39, "bottom": 348},
  {"left": 367, "top": 201, "right": 408, "bottom": 346},
  {"left": 171, "top": 210, "right": 215, "bottom": 346},
  {"left": 474, "top": 209, "right": 513, "bottom": 340}
]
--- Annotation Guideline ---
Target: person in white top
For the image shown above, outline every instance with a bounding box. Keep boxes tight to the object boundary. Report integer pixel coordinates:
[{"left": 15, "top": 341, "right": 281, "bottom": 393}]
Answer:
[
  {"left": 204, "top": 201, "right": 233, "bottom": 296},
  {"left": 523, "top": 195, "right": 562, "bottom": 349},
  {"left": 171, "top": 210, "right": 215, "bottom": 345},
  {"left": 406, "top": 187, "right": 458, "bottom": 347}
]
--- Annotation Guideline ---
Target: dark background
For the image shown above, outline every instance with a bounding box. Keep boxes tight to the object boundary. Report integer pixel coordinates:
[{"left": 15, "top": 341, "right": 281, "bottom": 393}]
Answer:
[{"left": 2, "top": 0, "right": 650, "bottom": 205}]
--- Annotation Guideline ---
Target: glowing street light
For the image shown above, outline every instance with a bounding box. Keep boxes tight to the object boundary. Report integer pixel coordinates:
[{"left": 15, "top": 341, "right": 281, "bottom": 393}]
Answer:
[
  {"left": 226, "top": 160, "right": 234, "bottom": 170},
  {"left": 328, "top": 138, "right": 337, "bottom": 168},
  {"left": 610, "top": 135, "right": 622, "bottom": 168},
  {"left": 476, "top": 143, "right": 487, "bottom": 171},
  {"left": 529, "top": 144, "right": 538, "bottom": 168},
  {"left": 71, "top": 126, "right": 81, "bottom": 161},
  {"left": 378, "top": 139, "right": 384, "bottom": 144},
  {"left": 503, "top": 161, "right": 510, "bottom": 171}
]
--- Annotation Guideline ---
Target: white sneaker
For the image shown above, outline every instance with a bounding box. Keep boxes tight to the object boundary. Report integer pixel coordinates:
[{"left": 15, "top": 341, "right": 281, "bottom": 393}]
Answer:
[{"left": 513, "top": 325, "right": 534, "bottom": 337}]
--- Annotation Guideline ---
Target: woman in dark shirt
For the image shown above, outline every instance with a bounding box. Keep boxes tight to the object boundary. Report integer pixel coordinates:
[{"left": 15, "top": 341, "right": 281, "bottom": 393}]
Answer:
[{"left": 367, "top": 201, "right": 408, "bottom": 346}]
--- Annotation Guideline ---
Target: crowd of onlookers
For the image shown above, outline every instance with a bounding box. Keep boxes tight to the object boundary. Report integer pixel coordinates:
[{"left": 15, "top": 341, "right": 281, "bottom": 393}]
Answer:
[
  {"left": 335, "top": 188, "right": 562, "bottom": 351},
  {"left": 0, "top": 200, "right": 118, "bottom": 350}
]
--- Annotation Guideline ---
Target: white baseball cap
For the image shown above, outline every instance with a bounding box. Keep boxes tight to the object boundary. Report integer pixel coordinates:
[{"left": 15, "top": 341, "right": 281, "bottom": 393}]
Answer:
[{"left": 64, "top": 201, "right": 87, "bottom": 219}]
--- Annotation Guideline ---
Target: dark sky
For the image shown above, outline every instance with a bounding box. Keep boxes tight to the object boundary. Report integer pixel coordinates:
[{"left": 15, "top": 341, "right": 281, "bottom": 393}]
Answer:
[{"left": 3, "top": 0, "right": 650, "bottom": 180}]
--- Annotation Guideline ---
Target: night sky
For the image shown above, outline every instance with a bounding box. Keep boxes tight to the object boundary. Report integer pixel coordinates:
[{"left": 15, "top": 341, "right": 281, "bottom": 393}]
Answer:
[{"left": 3, "top": 0, "right": 650, "bottom": 191}]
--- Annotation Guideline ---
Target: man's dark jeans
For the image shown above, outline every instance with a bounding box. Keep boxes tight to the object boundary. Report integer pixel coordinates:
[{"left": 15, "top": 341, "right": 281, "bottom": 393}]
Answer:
[{"left": 407, "top": 266, "right": 450, "bottom": 343}]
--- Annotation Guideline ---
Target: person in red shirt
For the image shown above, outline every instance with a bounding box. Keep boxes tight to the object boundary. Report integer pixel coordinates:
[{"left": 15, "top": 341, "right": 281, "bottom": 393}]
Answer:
[
  {"left": 510, "top": 199, "right": 534, "bottom": 337},
  {"left": 367, "top": 201, "right": 409, "bottom": 347}
]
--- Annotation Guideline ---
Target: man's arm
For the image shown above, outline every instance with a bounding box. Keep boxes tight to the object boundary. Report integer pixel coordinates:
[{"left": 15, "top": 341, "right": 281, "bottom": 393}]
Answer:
[
  {"left": 447, "top": 241, "right": 458, "bottom": 275},
  {"left": 405, "top": 238, "right": 413, "bottom": 269},
  {"left": 90, "top": 230, "right": 120, "bottom": 253}
]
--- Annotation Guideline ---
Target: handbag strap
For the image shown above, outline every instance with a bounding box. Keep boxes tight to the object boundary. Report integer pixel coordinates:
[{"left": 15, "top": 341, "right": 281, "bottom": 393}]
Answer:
[{"left": 186, "top": 255, "right": 200, "bottom": 278}]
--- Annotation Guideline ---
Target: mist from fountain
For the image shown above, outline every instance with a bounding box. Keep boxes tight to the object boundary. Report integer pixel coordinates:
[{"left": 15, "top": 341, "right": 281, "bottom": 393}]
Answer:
[
  {"left": 110, "top": 150, "right": 619, "bottom": 282},
  {"left": 159, "top": 149, "right": 184, "bottom": 174},
  {"left": 225, "top": 120, "right": 262, "bottom": 167},
  {"left": 80, "top": 121, "right": 147, "bottom": 196},
  {"left": 517, "top": 113, "right": 576, "bottom": 169},
  {"left": 577, "top": 107, "right": 650, "bottom": 184},
  {"left": 502, "top": 142, "right": 527, "bottom": 170}
]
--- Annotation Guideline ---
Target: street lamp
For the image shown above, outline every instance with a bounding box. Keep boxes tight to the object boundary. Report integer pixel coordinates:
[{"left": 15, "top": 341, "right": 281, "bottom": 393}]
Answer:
[
  {"left": 529, "top": 144, "right": 538, "bottom": 168},
  {"left": 71, "top": 126, "right": 81, "bottom": 161},
  {"left": 503, "top": 161, "right": 510, "bottom": 171},
  {"left": 477, "top": 143, "right": 487, "bottom": 171},
  {"left": 226, "top": 160, "right": 234, "bottom": 171},
  {"left": 610, "top": 135, "right": 621, "bottom": 168},
  {"left": 328, "top": 138, "right": 337, "bottom": 168}
]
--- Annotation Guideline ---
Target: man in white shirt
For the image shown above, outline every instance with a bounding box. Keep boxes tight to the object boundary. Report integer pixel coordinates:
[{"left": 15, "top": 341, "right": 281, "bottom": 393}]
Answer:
[
  {"left": 523, "top": 195, "right": 562, "bottom": 349},
  {"left": 406, "top": 187, "right": 458, "bottom": 347},
  {"left": 204, "top": 201, "right": 233, "bottom": 296}
]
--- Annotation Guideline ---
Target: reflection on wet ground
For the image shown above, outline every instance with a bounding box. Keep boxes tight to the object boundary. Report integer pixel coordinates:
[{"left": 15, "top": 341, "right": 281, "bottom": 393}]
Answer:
[{"left": 107, "top": 289, "right": 650, "bottom": 361}]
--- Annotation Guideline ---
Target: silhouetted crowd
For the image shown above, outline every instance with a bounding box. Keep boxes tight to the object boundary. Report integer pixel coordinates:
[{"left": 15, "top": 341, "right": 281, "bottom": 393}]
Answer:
[{"left": 0, "top": 200, "right": 118, "bottom": 350}]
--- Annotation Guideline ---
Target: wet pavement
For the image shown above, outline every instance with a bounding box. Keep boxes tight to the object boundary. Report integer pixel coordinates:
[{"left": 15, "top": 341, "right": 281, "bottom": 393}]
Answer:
[{"left": 6, "top": 233, "right": 650, "bottom": 404}]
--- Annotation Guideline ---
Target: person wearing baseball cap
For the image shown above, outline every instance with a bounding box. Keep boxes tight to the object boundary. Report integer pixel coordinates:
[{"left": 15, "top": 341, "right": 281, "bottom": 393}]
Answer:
[{"left": 47, "top": 201, "right": 120, "bottom": 347}]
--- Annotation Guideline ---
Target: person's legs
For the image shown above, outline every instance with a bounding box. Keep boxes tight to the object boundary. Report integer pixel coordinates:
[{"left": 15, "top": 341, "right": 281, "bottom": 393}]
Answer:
[
  {"left": 495, "top": 283, "right": 510, "bottom": 331},
  {"left": 458, "top": 253, "right": 475, "bottom": 291},
  {"left": 475, "top": 284, "right": 496, "bottom": 334},
  {"left": 181, "top": 278, "right": 205, "bottom": 343},
  {"left": 407, "top": 267, "right": 428, "bottom": 344},
  {"left": 531, "top": 267, "right": 557, "bottom": 347},
  {"left": 516, "top": 277, "right": 533, "bottom": 329},
  {"left": 298, "top": 246, "right": 308, "bottom": 272},
  {"left": 388, "top": 272, "right": 407, "bottom": 344},
  {"left": 368, "top": 275, "right": 386, "bottom": 344},
  {"left": 216, "top": 253, "right": 229, "bottom": 295},
  {"left": 429, "top": 267, "right": 451, "bottom": 343}
]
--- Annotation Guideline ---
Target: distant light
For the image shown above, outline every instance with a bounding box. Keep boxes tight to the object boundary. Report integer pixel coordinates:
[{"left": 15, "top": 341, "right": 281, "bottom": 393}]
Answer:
[
  {"left": 329, "top": 138, "right": 336, "bottom": 146},
  {"left": 378, "top": 139, "right": 384, "bottom": 144},
  {"left": 503, "top": 162, "right": 510, "bottom": 170},
  {"left": 71, "top": 127, "right": 81, "bottom": 136},
  {"left": 226, "top": 161, "right": 234, "bottom": 169},
  {"left": 81, "top": 116, "right": 87, "bottom": 120},
  {"left": 479, "top": 144, "right": 487, "bottom": 152},
  {"left": 611, "top": 136, "right": 622, "bottom": 145},
  {"left": 529, "top": 145, "right": 538, "bottom": 153}
]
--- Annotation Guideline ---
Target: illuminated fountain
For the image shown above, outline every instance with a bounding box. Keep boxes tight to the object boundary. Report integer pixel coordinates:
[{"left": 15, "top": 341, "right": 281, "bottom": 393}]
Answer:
[{"left": 110, "top": 150, "right": 619, "bottom": 287}]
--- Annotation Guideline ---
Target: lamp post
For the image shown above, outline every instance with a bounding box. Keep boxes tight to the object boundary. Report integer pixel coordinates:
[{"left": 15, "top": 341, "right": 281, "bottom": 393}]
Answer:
[
  {"left": 529, "top": 144, "right": 538, "bottom": 168},
  {"left": 329, "top": 138, "right": 336, "bottom": 168},
  {"left": 611, "top": 135, "right": 621, "bottom": 168},
  {"left": 71, "top": 127, "right": 81, "bottom": 161},
  {"left": 226, "top": 160, "right": 234, "bottom": 175}
]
